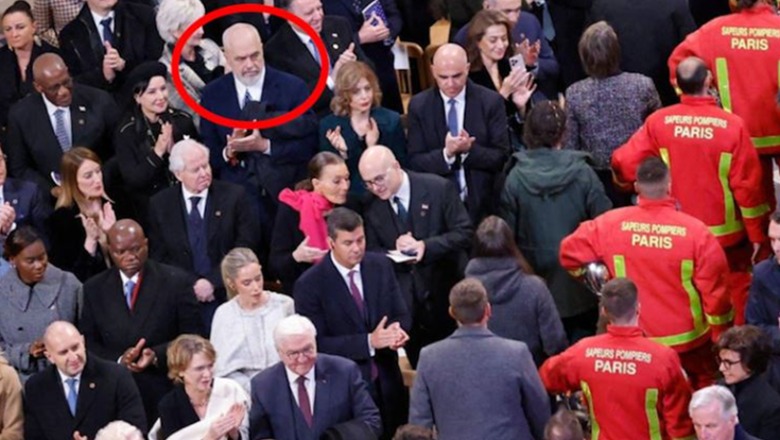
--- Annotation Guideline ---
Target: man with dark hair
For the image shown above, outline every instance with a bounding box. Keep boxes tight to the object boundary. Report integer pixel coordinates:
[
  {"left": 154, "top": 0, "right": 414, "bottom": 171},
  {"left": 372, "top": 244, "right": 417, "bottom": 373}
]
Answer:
[
  {"left": 540, "top": 278, "right": 694, "bottom": 439},
  {"left": 614, "top": 56, "right": 770, "bottom": 326},
  {"left": 561, "top": 157, "right": 732, "bottom": 389},
  {"left": 746, "top": 211, "right": 780, "bottom": 390},
  {"left": 409, "top": 278, "right": 550, "bottom": 440},
  {"left": 294, "top": 207, "right": 411, "bottom": 438}
]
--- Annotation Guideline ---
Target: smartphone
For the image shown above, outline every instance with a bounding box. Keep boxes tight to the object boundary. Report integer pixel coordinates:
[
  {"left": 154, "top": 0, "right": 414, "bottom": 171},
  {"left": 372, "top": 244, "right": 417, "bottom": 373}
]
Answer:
[{"left": 509, "top": 53, "right": 526, "bottom": 72}]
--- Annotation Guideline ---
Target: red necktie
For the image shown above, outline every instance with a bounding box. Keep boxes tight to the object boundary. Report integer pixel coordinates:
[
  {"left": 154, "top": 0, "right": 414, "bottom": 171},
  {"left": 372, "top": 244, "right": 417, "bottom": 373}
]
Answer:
[
  {"left": 348, "top": 270, "right": 366, "bottom": 319},
  {"left": 296, "top": 376, "right": 313, "bottom": 427}
]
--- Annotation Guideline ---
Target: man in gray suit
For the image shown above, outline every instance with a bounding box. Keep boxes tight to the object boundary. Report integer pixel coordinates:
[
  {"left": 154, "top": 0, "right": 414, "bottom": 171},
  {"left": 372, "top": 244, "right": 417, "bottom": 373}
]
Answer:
[{"left": 409, "top": 278, "right": 550, "bottom": 439}]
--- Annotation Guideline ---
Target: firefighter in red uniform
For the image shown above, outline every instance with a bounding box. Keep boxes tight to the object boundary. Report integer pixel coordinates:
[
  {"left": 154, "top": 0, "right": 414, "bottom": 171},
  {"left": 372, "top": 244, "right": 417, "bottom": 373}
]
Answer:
[
  {"left": 669, "top": 0, "right": 780, "bottom": 206},
  {"left": 540, "top": 278, "right": 694, "bottom": 440},
  {"left": 560, "top": 158, "right": 732, "bottom": 389},
  {"left": 613, "top": 57, "right": 771, "bottom": 325}
]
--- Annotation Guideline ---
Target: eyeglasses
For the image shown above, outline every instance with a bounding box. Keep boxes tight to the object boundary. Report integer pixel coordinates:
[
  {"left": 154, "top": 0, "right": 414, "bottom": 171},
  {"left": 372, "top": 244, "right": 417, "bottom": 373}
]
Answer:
[
  {"left": 716, "top": 356, "right": 742, "bottom": 369},
  {"left": 362, "top": 166, "right": 393, "bottom": 189},
  {"left": 283, "top": 345, "right": 315, "bottom": 360}
]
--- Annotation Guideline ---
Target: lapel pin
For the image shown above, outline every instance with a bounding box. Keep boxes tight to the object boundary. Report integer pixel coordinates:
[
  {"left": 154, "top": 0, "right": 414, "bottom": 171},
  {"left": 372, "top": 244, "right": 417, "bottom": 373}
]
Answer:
[
  {"left": 332, "top": 43, "right": 339, "bottom": 50},
  {"left": 78, "top": 106, "right": 86, "bottom": 112},
  {"left": 78, "top": 119, "right": 85, "bottom": 125},
  {"left": 331, "top": 33, "right": 337, "bottom": 37},
  {"left": 183, "top": 135, "right": 191, "bottom": 140},
  {"left": 89, "top": 382, "right": 95, "bottom": 389},
  {"left": 215, "top": 211, "right": 222, "bottom": 217},
  {"left": 421, "top": 204, "right": 429, "bottom": 210},
  {"left": 11, "top": 199, "right": 17, "bottom": 205}
]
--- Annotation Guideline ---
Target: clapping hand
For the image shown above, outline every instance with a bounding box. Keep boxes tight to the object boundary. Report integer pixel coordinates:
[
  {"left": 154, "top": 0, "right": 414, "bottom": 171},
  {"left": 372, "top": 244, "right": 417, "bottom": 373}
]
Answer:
[{"left": 326, "top": 126, "right": 348, "bottom": 159}]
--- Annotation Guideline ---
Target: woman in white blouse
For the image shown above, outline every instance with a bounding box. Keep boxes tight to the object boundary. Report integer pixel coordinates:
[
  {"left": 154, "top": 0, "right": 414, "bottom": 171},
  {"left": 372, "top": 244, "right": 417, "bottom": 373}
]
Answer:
[{"left": 210, "top": 248, "right": 294, "bottom": 393}]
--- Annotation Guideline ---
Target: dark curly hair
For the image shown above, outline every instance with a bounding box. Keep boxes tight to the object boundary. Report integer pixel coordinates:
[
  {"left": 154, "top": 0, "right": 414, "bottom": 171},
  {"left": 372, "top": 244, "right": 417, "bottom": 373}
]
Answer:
[{"left": 523, "top": 100, "right": 566, "bottom": 149}]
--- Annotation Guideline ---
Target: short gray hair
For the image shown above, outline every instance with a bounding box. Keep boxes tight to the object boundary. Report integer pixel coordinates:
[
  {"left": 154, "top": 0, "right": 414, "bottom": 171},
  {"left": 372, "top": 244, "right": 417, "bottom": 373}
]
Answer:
[
  {"left": 274, "top": 314, "right": 317, "bottom": 349},
  {"left": 689, "top": 385, "right": 738, "bottom": 419},
  {"left": 95, "top": 421, "right": 144, "bottom": 440},
  {"left": 169, "top": 139, "right": 210, "bottom": 173},
  {"left": 155, "top": 0, "right": 205, "bottom": 44}
]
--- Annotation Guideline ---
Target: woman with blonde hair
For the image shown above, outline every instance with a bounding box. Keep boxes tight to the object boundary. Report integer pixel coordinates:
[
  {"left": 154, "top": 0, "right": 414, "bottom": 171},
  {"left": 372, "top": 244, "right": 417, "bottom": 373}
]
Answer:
[
  {"left": 319, "top": 61, "right": 406, "bottom": 198},
  {"left": 156, "top": 334, "right": 248, "bottom": 440},
  {"left": 210, "top": 248, "right": 293, "bottom": 393},
  {"left": 46, "top": 147, "right": 115, "bottom": 281}
]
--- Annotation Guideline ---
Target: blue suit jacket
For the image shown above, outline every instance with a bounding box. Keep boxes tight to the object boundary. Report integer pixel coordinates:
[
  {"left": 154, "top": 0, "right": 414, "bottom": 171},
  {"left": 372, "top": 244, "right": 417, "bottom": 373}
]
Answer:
[
  {"left": 249, "top": 353, "right": 381, "bottom": 440},
  {"left": 199, "top": 68, "right": 318, "bottom": 192},
  {"left": 3, "top": 177, "right": 51, "bottom": 239}
]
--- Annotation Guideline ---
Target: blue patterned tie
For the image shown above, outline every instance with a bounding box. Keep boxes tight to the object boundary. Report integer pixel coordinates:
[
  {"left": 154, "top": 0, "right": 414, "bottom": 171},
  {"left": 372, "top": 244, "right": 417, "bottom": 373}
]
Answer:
[
  {"left": 393, "top": 196, "right": 407, "bottom": 225},
  {"left": 308, "top": 39, "right": 321, "bottom": 66},
  {"left": 242, "top": 89, "right": 252, "bottom": 109},
  {"left": 100, "top": 17, "right": 114, "bottom": 45},
  {"left": 66, "top": 378, "right": 78, "bottom": 416},
  {"left": 187, "top": 196, "right": 211, "bottom": 276},
  {"left": 447, "top": 98, "right": 458, "bottom": 136},
  {"left": 54, "top": 109, "right": 71, "bottom": 151},
  {"left": 124, "top": 279, "right": 135, "bottom": 309}
]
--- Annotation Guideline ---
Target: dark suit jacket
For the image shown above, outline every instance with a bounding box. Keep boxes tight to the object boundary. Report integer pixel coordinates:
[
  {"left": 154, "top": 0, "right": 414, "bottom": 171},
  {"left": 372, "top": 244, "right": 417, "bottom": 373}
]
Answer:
[
  {"left": 249, "top": 354, "right": 382, "bottom": 440},
  {"left": 362, "top": 171, "right": 472, "bottom": 339},
  {"left": 294, "top": 252, "right": 410, "bottom": 431},
  {"left": 407, "top": 81, "right": 510, "bottom": 224},
  {"left": 80, "top": 259, "right": 203, "bottom": 425},
  {"left": 265, "top": 17, "right": 368, "bottom": 117},
  {"left": 2, "top": 177, "right": 52, "bottom": 239},
  {"left": 23, "top": 355, "right": 147, "bottom": 440},
  {"left": 5, "top": 85, "right": 118, "bottom": 191},
  {"left": 58, "top": 2, "right": 164, "bottom": 90},
  {"left": 147, "top": 181, "right": 259, "bottom": 295},
  {"left": 46, "top": 205, "right": 109, "bottom": 282},
  {"left": 729, "top": 373, "right": 780, "bottom": 440}
]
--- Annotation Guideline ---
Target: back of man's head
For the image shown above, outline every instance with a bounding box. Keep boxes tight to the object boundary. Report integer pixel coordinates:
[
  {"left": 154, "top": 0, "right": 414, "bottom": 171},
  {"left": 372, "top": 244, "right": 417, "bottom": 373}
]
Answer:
[
  {"left": 95, "top": 421, "right": 144, "bottom": 440},
  {"left": 676, "top": 57, "right": 709, "bottom": 96},
  {"left": 326, "top": 207, "right": 363, "bottom": 240},
  {"left": 544, "top": 409, "right": 585, "bottom": 440},
  {"left": 600, "top": 278, "right": 638, "bottom": 324},
  {"left": 635, "top": 157, "right": 670, "bottom": 200},
  {"left": 449, "top": 278, "right": 489, "bottom": 325},
  {"left": 689, "top": 385, "right": 738, "bottom": 427}
]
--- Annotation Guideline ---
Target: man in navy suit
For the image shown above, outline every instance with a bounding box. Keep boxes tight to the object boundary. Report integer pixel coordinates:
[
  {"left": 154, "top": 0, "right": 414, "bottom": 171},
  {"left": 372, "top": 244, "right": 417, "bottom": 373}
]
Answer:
[
  {"left": 294, "top": 207, "right": 410, "bottom": 438},
  {"left": 0, "top": 145, "right": 51, "bottom": 241},
  {"left": 24, "top": 321, "right": 147, "bottom": 440},
  {"left": 249, "top": 314, "right": 382, "bottom": 440},
  {"left": 199, "top": 23, "right": 318, "bottom": 266}
]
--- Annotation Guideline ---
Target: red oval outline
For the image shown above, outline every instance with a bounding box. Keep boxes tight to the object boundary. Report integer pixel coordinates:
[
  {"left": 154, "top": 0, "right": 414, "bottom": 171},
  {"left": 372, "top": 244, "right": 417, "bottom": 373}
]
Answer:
[{"left": 171, "top": 5, "right": 329, "bottom": 130}]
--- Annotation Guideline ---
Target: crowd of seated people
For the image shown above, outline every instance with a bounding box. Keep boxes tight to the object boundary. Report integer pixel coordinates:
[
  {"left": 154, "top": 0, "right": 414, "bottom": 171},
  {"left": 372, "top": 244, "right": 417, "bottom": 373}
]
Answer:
[{"left": 2, "top": 0, "right": 780, "bottom": 438}]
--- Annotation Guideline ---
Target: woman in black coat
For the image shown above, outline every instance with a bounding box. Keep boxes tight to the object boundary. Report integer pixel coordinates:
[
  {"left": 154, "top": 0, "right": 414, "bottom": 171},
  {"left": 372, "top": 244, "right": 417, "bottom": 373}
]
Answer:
[
  {"left": 114, "top": 62, "right": 199, "bottom": 224},
  {"left": 0, "top": 1, "right": 57, "bottom": 142}
]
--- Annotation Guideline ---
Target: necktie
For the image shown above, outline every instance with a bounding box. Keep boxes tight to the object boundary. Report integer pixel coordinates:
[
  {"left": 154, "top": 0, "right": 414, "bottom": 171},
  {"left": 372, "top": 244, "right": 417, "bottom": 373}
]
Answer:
[
  {"left": 541, "top": 2, "right": 556, "bottom": 41},
  {"left": 296, "top": 376, "right": 313, "bottom": 427},
  {"left": 242, "top": 89, "right": 252, "bottom": 109},
  {"left": 308, "top": 39, "right": 321, "bottom": 66},
  {"left": 187, "top": 196, "right": 211, "bottom": 276},
  {"left": 124, "top": 279, "right": 135, "bottom": 309},
  {"left": 393, "top": 196, "right": 407, "bottom": 225},
  {"left": 347, "top": 270, "right": 366, "bottom": 319},
  {"left": 66, "top": 378, "right": 78, "bottom": 416},
  {"left": 100, "top": 17, "right": 114, "bottom": 45},
  {"left": 54, "top": 109, "right": 71, "bottom": 151},
  {"left": 447, "top": 98, "right": 458, "bottom": 136}
]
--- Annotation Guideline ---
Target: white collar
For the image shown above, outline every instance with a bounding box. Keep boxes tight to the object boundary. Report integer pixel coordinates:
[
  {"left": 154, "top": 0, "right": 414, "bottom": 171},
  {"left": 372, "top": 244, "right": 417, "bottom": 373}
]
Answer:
[
  {"left": 233, "top": 69, "right": 266, "bottom": 102},
  {"left": 292, "top": 26, "right": 316, "bottom": 45},
  {"left": 57, "top": 369, "right": 82, "bottom": 385},
  {"left": 439, "top": 87, "right": 466, "bottom": 105},
  {"left": 119, "top": 270, "right": 139, "bottom": 286},
  {"left": 181, "top": 185, "right": 209, "bottom": 203},
  {"left": 330, "top": 252, "right": 361, "bottom": 279},
  {"left": 42, "top": 94, "right": 68, "bottom": 116},
  {"left": 89, "top": 9, "right": 115, "bottom": 24},
  {"left": 391, "top": 171, "right": 411, "bottom": 205},
  {"left": 285, "top": 364, "right": 315, "bottom": 385}
]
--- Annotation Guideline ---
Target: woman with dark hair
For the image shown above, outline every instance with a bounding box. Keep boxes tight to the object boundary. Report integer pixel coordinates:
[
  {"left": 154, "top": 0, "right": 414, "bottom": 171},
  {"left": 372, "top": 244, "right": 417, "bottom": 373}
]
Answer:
[
  {"left": 46, "top": 147, "right": 115, "bottom": 281},
  {"left": 500, "top": 101, "right": 611, "bottom": 341},
  {"left": 465, "top": 215, "right": 567, "bottom": 365},
  {"left": 156, "top": 334, "right": 248, "bottom": 440},
  {"left": 565, "top": 21, "right": 660, "bottom": 206},
  {"left": 269, "top": 152, "right": 349, "bottom": 294},
  {"left": 465, "top": 9, "right": 535, "bottom": 147},
  {"left": 320, "top": 61, "right": 405, "bottom": 199},
  {"left": 0, "top": 226, "right": 81, "bottom": 382},
  {"left": 716, "top": 325, "right": 780, "bottom": 439},
  {"left": 0, "top": 0, "right": 57, "bottom": 142},
  {"left": 114, "top": 61, "right": 199, "bottom": 223}
]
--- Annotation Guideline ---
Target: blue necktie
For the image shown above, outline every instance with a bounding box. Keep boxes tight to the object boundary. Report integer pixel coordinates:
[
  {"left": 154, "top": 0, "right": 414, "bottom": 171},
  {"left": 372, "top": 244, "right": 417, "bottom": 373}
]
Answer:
[
  {"left": 308, "top": 39, "right": 321, "bottom": 66},
  {"left": 447, "top": 98, "right": 458, "bottom": 136},
  {"left": 100, "top": 17, "right": 114, "bottom": 45},
  {"left": 242, "top": 90, "right": 252, "bottom": 109},
  {"left": 54, "top": 109, "right": 71, "bottom": 151},
  {"left": 187, "top": 196, "right": 211, "bottom": 276},
  {"left": 66, "top": 378, "right": 78, "bottom": 416},
  {"left": 393, "top": 196, "right": 407, "bottom": 225},
  {"left": 541, "top": 2, "right": 556, "bottom": 41},
  {"left": 124, "top": 279, "right": 135, "bottom": 309}
]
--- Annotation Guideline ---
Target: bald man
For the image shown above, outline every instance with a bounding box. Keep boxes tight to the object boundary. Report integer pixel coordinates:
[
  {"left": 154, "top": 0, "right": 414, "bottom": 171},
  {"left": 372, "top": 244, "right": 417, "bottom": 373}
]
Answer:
[
  {"left": 5, "top": 53, "right": 118, "bottom": 192},
  {"left": 81, "top": 219, "right": 202, "bottom": 427},
  {"left": 407, "top": 43, "right": 509, "bottom": 226},
  {"left": 24, "top": 321, "right": 146, "bottom": 440},
  {"left": 200, "top": 23, "right": 317, "bottom": 264},
  {"left": 613, "top": 56, "right": 770, "bottom": 325},
  {"left": 358, "top": 146, "right": 472, "bottom": 363}
]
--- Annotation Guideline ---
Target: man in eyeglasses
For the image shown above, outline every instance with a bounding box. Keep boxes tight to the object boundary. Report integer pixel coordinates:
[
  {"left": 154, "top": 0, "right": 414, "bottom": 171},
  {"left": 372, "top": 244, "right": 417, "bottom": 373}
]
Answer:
[
  {"left": 358, "top": 146, "right": 472, "bottom": 366},
  {"left": 248, "top": 314, "right": 381, "bottom": 440}
]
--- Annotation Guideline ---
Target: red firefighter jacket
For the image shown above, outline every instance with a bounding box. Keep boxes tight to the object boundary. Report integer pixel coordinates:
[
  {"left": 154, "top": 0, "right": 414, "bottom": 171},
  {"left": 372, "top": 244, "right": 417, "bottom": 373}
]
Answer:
[
  {"left": 540, "top": 325, "right": 695, "bottom": 440},
  {"left": 612, "top": 95, "right": 770, "bottom": 248},
  {"left": 559, "top": 198, "right": 733, "bottom": 352},
  {"left": 668, "top": 4, "right": 780, "bottom": 156}
]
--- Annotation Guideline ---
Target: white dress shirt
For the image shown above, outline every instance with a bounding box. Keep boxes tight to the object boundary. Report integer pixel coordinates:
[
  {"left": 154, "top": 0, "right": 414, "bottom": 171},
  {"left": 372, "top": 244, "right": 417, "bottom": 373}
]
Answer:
[
  {"left": 390, "top": 171, "right": 411, "bottom": 216},
  {"left": 181, "top": 186, "right": 209, "bottom": 217},
  {"left": 42, "top": 94, "right": 72, "bottom": 146},
  {"left": 57, "top": 370, "right": 82, "bottom": 401},
  {"left": 90, "top": 9, "right": 115, "bottom": 44},
  {"left": 439, "top": 88, "right": 468, "bottom": 199},
  {"left": 233, "top": 69, "right": 266, "bottom": 109},
  {"left": 291, "top": 27, "right": 335, "bottom": 90},
  {"left": 329, "top": 254, "right": 375, "bottom": 355},
  {"left": 285, "top": 366, "right": 316, "bottom": 413}
]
